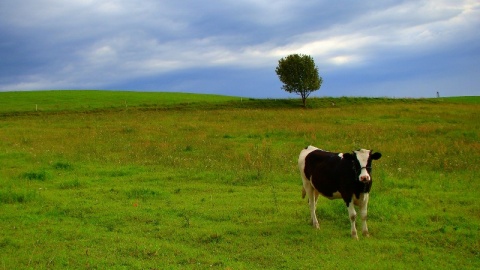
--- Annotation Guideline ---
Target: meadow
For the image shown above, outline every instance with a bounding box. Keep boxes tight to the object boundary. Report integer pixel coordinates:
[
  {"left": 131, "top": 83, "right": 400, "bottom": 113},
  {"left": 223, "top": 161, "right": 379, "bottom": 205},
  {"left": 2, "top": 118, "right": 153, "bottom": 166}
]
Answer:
[{"left": 0, "top": 91, "right": 479, "bottom": 269}]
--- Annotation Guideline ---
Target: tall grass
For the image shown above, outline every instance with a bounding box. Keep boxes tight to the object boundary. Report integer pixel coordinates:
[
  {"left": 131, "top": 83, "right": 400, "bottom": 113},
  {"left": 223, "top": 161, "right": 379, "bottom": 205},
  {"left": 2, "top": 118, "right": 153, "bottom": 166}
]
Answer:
[{"left": 0, "top": 91, "right": 478, "bottom": 269}]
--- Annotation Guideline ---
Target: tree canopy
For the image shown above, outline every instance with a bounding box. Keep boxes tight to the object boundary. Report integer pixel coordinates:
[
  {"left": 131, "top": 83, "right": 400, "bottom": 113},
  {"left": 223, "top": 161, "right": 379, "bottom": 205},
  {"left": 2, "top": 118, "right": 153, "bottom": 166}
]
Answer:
[{"left": 275, "top": 54, "right": 322, "bottom": 107}]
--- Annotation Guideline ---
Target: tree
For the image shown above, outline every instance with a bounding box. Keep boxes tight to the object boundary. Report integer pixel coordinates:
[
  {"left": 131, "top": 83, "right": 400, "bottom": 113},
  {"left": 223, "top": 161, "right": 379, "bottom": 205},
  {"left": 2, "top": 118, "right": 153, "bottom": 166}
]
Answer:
[{"left": 275, "top": 54, "right": 322, "bottom": 107}]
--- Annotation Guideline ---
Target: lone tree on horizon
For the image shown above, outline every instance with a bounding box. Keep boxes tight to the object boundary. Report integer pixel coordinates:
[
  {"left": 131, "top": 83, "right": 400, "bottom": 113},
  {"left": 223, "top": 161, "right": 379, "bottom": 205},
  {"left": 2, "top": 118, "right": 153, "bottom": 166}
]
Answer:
[{"left": 275, "top": 54, "right": 322, "bottom": 107}]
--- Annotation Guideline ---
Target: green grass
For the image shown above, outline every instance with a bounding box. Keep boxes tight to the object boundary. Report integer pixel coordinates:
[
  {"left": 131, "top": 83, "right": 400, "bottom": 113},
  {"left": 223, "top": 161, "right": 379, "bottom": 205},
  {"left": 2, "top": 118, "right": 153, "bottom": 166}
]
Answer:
[
  {"left": 0, "top": 90, "right": 242, "bottom": 114},
  {"left": 3, "top": 90, "right": 477, "bottom": 115},
  {"left": 0, "top": 91, "right": 479, "bottom": 269}
]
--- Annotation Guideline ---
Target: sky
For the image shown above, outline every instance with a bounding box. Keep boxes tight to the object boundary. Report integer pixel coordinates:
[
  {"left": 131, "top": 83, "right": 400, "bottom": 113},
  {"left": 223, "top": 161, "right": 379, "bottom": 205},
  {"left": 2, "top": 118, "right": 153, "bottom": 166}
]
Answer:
[{"left": 1, "top": 0, "right": 479, "bottom": 98}]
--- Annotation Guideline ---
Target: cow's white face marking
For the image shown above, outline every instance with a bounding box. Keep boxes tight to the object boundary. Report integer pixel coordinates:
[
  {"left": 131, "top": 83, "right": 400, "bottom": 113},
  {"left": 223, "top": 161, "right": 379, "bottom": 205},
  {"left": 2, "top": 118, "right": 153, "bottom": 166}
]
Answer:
[{"left": 354, "top": 149, "right": 371, "bottom": 182}]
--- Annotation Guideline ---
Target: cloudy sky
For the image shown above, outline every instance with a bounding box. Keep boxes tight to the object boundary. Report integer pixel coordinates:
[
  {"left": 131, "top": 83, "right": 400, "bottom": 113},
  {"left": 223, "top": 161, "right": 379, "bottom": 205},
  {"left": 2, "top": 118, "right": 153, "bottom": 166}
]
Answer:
[{"left": 1, "top": 0, "right": 479, "bottom": 98}]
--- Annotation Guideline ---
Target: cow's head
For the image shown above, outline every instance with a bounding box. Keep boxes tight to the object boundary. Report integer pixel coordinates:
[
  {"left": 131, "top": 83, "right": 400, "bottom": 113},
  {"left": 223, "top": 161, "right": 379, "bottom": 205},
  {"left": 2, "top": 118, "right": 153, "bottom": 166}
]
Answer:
[{"left": 344, "top": 149, "right": 382, "bottom": 182}]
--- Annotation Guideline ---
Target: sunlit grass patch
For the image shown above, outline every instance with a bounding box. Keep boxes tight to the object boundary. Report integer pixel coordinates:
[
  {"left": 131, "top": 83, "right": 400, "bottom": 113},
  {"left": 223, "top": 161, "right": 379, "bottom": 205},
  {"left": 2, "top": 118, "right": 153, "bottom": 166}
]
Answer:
[{"left": 58, "top": 179, "right": 82, "bottom": 189}]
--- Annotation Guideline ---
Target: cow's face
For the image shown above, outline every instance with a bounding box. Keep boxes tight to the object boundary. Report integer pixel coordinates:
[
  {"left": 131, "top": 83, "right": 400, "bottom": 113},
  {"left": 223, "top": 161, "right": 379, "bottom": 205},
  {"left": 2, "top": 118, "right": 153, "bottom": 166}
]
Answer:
[{"left": 344, "top": 149, "right": 382, "bottom": 182}]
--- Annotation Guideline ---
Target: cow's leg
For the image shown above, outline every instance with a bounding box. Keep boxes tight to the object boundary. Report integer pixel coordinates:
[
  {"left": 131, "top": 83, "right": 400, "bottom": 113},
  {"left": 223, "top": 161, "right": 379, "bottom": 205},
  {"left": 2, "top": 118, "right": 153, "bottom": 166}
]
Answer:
[
  {"left": 303, "top": 180, "right": 319, "bottom": 229},
  {"left": 347, "top": 200, "right": 358, "bottom": 239},
  {"left": 313, "top": 189, "right": 320, "bottom": 225},
  {"left": 360, "top": 193, "right": 369, "bottom": 237},
  {"left": 310, "top": 188, "right": 320, "bottom": 229}
]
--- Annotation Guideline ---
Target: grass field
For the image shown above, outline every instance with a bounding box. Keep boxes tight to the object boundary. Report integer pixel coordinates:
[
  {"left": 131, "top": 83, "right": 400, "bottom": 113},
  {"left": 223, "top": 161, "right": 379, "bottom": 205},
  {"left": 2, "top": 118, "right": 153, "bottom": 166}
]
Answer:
[{"left": 0, "top": 91, "right": 479, "bottom": 269}]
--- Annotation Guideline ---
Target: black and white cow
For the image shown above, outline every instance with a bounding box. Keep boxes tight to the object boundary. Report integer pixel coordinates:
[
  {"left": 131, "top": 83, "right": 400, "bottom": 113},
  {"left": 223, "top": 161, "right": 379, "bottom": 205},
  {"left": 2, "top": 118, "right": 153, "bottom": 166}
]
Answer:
[{"left": 298, "top": 146, "right": 382, "bottom": 239}]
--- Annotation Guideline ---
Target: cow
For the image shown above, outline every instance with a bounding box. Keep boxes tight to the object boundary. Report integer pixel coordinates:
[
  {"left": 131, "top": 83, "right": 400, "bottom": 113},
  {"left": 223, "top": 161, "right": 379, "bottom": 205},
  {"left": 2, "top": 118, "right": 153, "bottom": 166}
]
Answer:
[{"left": 298, "top": 146, "right": 382, "bottom": 239}]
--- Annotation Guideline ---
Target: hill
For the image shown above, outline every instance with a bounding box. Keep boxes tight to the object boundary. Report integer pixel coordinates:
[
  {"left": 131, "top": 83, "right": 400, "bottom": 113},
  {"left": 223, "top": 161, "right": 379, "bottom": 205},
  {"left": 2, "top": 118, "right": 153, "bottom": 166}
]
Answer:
[
  {"left": 0, "top": 90, "right": 241, "bottom": 114},
  {"left": 1, "top": 90, "right": 478, "bottom": 115}
]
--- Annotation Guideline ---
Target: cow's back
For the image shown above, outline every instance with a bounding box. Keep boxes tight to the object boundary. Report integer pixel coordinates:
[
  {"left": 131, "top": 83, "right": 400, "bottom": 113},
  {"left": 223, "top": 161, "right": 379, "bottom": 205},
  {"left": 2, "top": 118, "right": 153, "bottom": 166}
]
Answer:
[
  {"left": 300, "top": 147, "right": 346, "bottom": 198},
  {"left": 298, "top": 146, "right": 320, "bottom": 173}
]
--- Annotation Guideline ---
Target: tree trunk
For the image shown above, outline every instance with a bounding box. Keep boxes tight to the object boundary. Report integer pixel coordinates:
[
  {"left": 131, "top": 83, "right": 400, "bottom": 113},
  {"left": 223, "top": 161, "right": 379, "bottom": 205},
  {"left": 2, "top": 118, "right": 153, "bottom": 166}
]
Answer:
[{"left": 301, "top": 92, "right": 307, "bottom": 108}]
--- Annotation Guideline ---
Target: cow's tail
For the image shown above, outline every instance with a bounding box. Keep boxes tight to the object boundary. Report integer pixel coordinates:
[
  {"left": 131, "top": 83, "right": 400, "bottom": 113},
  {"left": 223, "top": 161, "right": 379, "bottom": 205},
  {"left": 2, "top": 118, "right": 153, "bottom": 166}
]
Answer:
[{"left": 302, "top": 186, "right": 306, "bottom": 199}]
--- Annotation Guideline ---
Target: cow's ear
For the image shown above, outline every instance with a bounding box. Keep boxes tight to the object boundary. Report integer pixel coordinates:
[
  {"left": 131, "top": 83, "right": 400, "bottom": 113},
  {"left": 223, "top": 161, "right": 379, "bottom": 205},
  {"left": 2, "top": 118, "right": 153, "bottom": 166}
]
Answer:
[
  {"left": 371, "top": 152, "right": 382, "bottom": 160},
  {"left": 343, "top": 153, "right": 355, "bottom": 160}
]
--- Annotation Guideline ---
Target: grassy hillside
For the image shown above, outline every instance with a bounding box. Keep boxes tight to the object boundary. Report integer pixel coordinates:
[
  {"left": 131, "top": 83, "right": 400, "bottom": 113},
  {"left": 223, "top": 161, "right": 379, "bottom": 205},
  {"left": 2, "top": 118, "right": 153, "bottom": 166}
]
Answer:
[
  {"left": 2, "top": 90, "right": 478, "bottom": 114},
  {"left": 0, "top": 91, "right": 479, "bottom": 269},
  {"left": 0, "top": 90, "right": 242, "bottom": 114}
]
